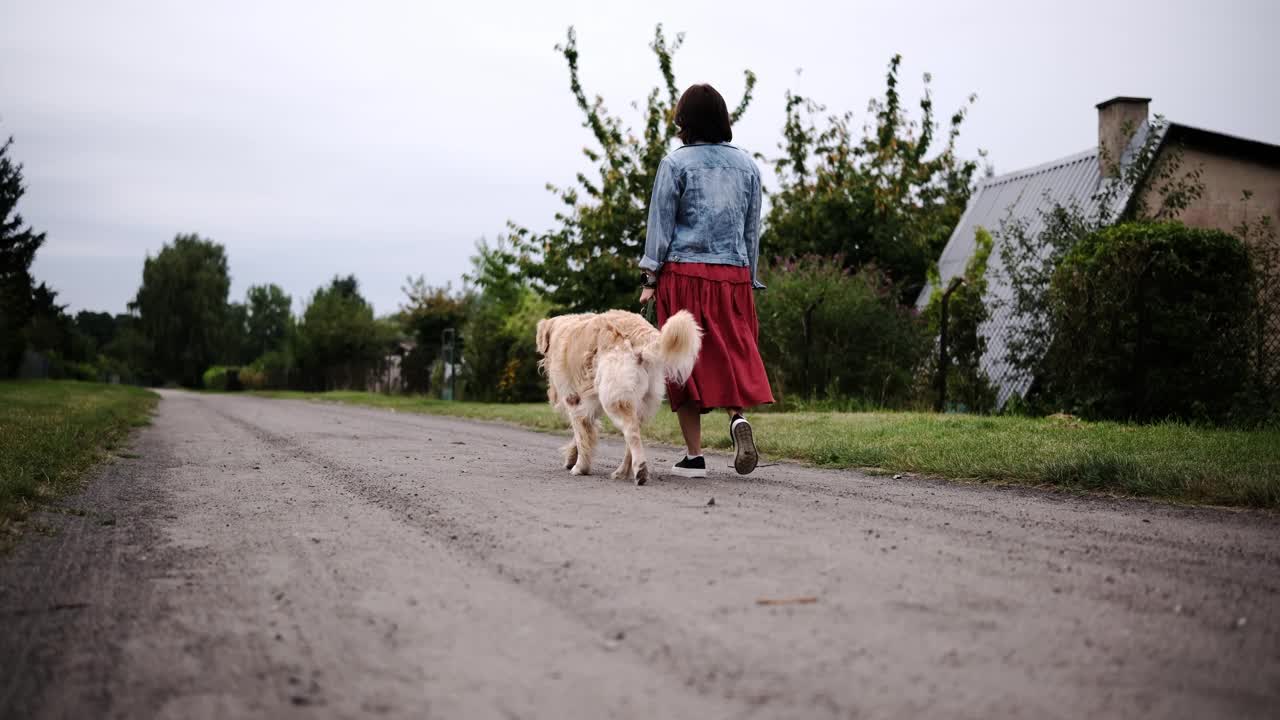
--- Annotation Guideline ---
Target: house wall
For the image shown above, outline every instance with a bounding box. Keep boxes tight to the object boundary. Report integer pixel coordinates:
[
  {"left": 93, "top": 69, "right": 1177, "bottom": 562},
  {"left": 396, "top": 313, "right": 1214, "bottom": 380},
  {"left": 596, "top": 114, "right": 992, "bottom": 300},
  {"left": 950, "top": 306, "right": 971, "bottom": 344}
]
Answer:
[{"left": 1140, "top": 145, "right": 1280, "bottom": 235}]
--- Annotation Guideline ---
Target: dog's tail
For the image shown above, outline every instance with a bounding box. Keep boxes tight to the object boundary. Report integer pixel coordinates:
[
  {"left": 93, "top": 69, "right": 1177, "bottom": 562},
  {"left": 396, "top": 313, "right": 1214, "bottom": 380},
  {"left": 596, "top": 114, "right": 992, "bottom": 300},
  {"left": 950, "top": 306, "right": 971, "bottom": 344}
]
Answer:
[{"left": 651, "top": 310, "right": 702, "bottom": 386}]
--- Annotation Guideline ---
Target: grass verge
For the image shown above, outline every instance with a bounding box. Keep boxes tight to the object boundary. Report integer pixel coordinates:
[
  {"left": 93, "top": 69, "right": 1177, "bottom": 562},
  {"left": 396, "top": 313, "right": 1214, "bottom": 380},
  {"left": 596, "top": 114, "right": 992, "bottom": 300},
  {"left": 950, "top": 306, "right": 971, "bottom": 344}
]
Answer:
[
  {"left": 255, "top": 390, "right": 1280, "bottom": 509},
  {"left": 0, "top": 380, "right": 158, "bottom": 540}
]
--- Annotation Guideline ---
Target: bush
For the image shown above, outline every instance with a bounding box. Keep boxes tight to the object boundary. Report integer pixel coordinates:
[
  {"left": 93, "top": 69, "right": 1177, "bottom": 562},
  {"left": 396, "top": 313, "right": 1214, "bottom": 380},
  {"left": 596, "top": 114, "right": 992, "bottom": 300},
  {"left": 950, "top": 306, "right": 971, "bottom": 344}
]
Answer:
[
  {"left": 201, "top": 365, "right": 242, "bottom": 391},
  {"left": 293, "top": 276, "right": 393, "bottom": 391},
  {"left": 757, "top": 257, "right": 931, "bottom": 407},
  {"left": 463, "top": 285, "right": 549, "bottom": 403},
  {"left": 39, "top": 351, "right": 100, "bottom": 382},
  {"left": 238, "top": 366, "right": 266, "bottom": 390},
  {"left": 1237, "top": 209, "right": 1280, "bottom": 423},
  {"left": 1046, "top": 222, "right": 1254, "bottom": 423},
  {"left": 250, "top": 349, "right": 295, "bottom": 390},
  {"left": 94, "top": 354, "right": 138, "bottom": 385}
]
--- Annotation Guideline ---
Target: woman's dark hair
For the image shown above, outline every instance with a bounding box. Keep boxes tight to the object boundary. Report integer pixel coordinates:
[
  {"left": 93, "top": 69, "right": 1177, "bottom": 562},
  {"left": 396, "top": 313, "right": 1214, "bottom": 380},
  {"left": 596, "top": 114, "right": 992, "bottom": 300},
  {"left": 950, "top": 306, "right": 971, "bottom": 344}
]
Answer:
[{"left": 674, "top": 84, "right": 732, "bottom": 144}]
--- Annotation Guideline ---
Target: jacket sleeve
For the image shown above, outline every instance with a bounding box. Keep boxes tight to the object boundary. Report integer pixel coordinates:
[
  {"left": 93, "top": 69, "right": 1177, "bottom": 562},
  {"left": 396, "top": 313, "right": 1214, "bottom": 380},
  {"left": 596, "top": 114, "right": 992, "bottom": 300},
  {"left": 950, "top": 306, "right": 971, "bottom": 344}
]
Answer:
[
  {"left": 746, "top": 167, "right": 765, "bottom": 289},
  {"left": 641, "top": 158, "right": 678, "bottom": 273}
]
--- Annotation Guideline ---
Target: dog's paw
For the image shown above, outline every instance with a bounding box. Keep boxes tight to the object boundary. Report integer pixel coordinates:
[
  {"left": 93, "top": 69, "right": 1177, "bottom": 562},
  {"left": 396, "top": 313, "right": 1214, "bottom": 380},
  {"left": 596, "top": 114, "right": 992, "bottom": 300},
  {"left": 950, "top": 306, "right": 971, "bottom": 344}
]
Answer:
[
  {"left": 570, "top": 464, "right": 590, "bottom": 477},
  {"left": 562, "top": 446, "right": 579, "bottom": 470},
  {"left": 634, "top": 463, "right": 648, "bottom": 486},
  {"left": 610, "top": 467, "right": 628, "bottom": 480}
]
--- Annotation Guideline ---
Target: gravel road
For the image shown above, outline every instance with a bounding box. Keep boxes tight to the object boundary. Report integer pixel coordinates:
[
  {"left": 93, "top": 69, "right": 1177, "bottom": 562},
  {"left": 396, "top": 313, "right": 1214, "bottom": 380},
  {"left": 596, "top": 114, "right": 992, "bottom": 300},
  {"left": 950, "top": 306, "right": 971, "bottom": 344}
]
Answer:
[{"left": 2, "top": 390, "right": 1278, "bottom": 719}]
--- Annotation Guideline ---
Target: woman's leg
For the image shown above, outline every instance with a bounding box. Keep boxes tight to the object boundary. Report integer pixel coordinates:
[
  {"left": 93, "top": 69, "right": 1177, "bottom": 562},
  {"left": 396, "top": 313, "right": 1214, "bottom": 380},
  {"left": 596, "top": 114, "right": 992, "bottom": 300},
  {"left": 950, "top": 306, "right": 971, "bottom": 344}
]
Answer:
[
  {"left": 725, "top": 406, "right": 757, "bottom": 475},
  {"left": 677, "top": 403, "right": 702, "bottom": 457}
]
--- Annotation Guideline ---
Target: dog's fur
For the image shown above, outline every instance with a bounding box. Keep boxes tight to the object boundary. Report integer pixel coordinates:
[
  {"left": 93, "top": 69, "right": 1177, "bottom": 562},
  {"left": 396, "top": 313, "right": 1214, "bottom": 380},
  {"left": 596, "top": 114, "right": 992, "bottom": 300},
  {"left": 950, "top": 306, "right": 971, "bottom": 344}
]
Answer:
[{"left": 536, "top": 309, "right": 702, "bottom": 484}]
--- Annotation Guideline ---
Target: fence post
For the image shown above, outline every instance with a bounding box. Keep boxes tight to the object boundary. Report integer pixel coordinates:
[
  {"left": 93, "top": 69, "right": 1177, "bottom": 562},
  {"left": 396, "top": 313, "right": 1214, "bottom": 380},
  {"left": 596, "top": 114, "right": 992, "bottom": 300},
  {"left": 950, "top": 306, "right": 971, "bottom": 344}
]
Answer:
[
  {"left": 936, "top": 277, "right": 966, "bottom": 412},
  {"left": 441, "top": 328, "right": 456, "bottom": 401}
]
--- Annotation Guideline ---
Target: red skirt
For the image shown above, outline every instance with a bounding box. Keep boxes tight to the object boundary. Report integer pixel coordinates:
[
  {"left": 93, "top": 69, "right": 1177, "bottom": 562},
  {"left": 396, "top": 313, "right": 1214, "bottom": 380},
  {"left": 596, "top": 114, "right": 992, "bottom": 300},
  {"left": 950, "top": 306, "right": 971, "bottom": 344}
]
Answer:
[{"left": 657, "top": 262, "right": 775, "bottom": 413}]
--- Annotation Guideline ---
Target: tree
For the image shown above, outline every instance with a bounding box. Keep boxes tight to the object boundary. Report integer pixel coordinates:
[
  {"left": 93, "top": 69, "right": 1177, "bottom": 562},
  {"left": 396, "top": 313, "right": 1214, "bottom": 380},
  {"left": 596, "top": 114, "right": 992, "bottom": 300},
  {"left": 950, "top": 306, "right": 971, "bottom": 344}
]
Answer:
[
  {"left": 294, "top": 275, "right": 392, "bottom": 390},
  {"left": 245, "top": 283, "right": 292, "bottom": 359},
  {"left": 223, "top": 301, "right": 249, "bottom": 365},
  {"left": 398, "top": 276, "right": 470, "bottom": 394},
  {"left": 765, "top": 56, "right": 982, "bottom": 302},
  {"left": 74, "top": 310, "right": 118, "bottom": 352},
  {"left": 0, "top": 136, "right": 47, "bottom": 376},
  {"left": 23, "top": 283, "right": 73, "bottom": 357},
  {"left": 131, "top": 233, "right": 232, "bottom": 386},
  {"left": 509, "top": 25, "right": 756, "bottom": 313},
  {"left": 101, "top": 313, "right": 151, "bottom": 384},
  {"left": 462, "top": 238, "right": 551, "bottom": 402}
]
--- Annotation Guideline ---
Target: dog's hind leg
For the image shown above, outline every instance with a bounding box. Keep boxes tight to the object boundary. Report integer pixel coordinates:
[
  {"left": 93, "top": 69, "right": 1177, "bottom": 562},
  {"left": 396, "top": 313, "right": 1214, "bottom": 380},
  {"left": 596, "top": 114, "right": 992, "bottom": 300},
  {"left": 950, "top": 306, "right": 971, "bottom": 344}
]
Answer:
[
  {"left": 606, "top": 401, "right": 648, "bottom": 486},
  {"left": 553, "top": 401, "right": 579, "bottom": 469},
  {"left": 610, "top": 447, "right": 632, "bottom": 481},
  {"left": 569, "top": 413, "right": 597, "bottom": 476}
]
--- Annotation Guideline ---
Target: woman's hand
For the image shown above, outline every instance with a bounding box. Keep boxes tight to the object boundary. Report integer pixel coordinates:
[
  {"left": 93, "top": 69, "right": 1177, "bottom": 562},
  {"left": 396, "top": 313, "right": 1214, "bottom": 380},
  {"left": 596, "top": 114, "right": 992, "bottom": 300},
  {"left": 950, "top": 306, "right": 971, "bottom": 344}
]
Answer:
[{"left": 639, "top": 287, "right": 656, "bottom": 304}]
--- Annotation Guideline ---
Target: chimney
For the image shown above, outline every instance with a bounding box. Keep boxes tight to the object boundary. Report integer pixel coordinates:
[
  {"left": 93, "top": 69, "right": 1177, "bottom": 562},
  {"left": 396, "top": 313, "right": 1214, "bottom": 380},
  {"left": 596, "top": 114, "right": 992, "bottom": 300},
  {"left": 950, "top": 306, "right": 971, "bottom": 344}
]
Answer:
[{"left": 1096, "top": 96, "right": 1150, "bottom": 177}]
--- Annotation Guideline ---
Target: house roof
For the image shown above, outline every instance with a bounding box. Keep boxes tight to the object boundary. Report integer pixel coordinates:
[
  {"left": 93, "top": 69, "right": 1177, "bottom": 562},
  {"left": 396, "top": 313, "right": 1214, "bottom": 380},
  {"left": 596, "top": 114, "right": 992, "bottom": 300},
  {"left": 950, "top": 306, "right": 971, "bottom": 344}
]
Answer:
[
  {"left": 919, "top": 146, "right": 1105, "bottom": 308},
  {"left": 1165, "top": 122, "right": 1280, "bottom": 166}
]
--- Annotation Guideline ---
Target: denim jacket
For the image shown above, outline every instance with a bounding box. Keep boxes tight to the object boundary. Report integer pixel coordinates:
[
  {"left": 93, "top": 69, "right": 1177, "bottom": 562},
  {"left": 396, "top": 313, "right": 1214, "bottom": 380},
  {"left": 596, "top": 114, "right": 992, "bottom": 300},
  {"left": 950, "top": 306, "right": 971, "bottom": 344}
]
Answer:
[{"left": 640, "top": 143, "right": 765, "bottom": 288}]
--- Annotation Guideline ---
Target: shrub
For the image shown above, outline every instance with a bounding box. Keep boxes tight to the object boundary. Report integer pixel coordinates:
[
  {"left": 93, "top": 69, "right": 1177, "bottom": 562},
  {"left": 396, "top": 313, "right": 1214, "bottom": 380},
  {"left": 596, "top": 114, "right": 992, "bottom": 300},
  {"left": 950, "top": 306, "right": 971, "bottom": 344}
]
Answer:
[
  {"left": 250, "top": 349, "right": 295, "bottom": 390},
  {"left": 1236, "top": 206, "right": 1280, "bottom": 423},
  {"left": 1046, "top": 222, "right": 1254, "bottom": 422},
  {"left": 201, "top": 365, "right": 242, "bottom": 391},
  {"left": 237, "top": 366, "right": 266, "bottom": 391},
  {"left": 757, "top": 257, "right": 931, "bottom": 407},
  {"left": 39, "top": 351, "right": 100, "bottom": 382},
  {"left": 463, "top": 285, "right": 549, "bottom": 403}
]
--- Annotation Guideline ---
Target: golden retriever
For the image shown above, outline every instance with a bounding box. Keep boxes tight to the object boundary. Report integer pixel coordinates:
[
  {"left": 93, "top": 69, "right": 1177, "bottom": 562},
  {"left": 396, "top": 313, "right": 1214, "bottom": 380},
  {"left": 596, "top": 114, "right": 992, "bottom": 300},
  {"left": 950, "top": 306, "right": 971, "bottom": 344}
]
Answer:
[{"left": 536, "top": 309, "right": 701, "bottom": 485}]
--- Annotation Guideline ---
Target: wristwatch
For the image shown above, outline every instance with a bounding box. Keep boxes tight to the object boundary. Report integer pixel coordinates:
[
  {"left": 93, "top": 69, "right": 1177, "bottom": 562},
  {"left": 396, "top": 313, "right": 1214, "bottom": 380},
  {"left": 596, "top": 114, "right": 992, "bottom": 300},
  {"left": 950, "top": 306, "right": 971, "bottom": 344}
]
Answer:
[{"left": 639, "top": 271, "right": 658, "bottom": 288}]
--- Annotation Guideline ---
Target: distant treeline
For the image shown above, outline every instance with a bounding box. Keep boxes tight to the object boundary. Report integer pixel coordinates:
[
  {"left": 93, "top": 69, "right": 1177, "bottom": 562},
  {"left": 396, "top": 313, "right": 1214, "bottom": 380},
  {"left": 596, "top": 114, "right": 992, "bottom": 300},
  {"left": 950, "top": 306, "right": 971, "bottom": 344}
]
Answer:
[{"left": 4, "top": 26, "right": 1276, "bottom": 425}]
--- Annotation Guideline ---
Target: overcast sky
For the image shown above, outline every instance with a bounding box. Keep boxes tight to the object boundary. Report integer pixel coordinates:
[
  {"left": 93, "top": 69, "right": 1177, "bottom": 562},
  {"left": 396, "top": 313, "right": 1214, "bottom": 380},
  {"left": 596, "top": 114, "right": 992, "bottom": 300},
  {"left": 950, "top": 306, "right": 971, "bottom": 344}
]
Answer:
[{"left": 4, "top": 0, "right": 1277, "bottom": 316}]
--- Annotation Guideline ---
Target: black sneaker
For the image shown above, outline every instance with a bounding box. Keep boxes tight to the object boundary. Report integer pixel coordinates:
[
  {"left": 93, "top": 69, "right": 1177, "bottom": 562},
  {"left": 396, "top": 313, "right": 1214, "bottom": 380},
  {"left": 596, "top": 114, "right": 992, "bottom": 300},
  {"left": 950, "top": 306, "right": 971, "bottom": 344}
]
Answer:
[
  {"left": 730, "top": 415, "right": 758, "bottom": 475},
  {"left": 671, "top": 456, "right": 707, "bottom": 478}
]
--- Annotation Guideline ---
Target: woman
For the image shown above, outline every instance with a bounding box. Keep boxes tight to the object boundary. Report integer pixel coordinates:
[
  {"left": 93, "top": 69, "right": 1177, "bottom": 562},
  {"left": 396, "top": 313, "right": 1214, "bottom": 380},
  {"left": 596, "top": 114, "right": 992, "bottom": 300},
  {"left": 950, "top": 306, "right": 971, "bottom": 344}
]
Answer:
[{"left": 639, "top": 83, "right": 774, "bottom": 478}]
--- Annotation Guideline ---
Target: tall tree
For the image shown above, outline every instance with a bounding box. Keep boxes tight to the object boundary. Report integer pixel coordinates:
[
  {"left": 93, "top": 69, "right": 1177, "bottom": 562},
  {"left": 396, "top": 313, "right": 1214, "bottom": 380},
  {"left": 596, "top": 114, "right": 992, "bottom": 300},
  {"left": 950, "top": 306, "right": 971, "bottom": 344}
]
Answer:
[
  {"left": 131, "top": 233, "right": 232, "bottom": 386},
  {"left": 0, "top": 136, "right": 47, "bottom": 376},
  {"left": 245, "top": 283, "right": 293, "bottom": 359},
  {"left": 22, "top": 283, "right": 76, "bottom": 359},
  {"left": 765, "top": 56, "right": 982, "bottom": 301},
  {"left": 294, "top": 275, "right": 391, "bottom": 390},
  {"left": 509, "top": 25, "right": 756, "bottom": 313},
  {"left": 223, "top": 301, "right": 249, "bottom": 365},
  {"left": 74, "top": 310, "right": 118, "bottom": 352}
]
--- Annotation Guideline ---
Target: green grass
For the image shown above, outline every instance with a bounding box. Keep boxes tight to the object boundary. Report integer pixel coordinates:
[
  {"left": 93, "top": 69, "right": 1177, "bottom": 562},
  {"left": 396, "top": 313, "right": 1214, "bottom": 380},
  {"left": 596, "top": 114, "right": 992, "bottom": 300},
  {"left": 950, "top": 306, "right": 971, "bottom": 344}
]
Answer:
[
  {"left": 255, "top": 390, "right": 1280, "bottom": 509},
  {"left": 0, "top": 380, "right": 158, "bottom": 538}
]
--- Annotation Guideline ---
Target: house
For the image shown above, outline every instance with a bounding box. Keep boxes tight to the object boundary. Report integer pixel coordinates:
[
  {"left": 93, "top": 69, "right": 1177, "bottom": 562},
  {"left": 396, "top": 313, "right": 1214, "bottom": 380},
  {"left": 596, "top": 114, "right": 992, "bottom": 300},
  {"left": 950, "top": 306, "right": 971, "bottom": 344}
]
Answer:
[{"left": 919, "top": 96, "right": 1280, "bottom": 406}]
